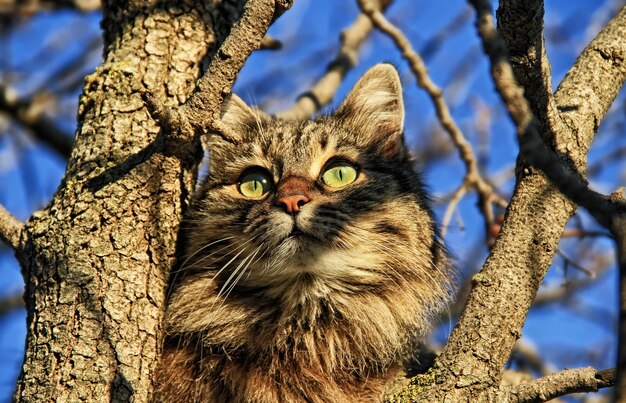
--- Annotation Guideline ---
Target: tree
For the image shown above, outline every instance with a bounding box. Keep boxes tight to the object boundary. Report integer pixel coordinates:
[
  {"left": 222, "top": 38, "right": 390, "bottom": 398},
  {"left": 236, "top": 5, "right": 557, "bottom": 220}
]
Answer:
[{"left": 0, "top": 0, "right": 624, "bottom": 401}]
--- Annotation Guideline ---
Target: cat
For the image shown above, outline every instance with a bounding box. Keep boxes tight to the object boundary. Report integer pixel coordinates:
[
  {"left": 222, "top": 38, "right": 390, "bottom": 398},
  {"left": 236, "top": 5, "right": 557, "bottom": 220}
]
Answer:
[{"left": 154, "top": 64, "right": 452, "bottom": 402}]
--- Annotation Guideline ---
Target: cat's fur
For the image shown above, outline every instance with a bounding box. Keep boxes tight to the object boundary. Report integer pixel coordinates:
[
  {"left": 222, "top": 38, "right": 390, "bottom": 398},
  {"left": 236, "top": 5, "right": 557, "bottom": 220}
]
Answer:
[{"left": 155, "top": 64, "right": 452, "bottom": 402}]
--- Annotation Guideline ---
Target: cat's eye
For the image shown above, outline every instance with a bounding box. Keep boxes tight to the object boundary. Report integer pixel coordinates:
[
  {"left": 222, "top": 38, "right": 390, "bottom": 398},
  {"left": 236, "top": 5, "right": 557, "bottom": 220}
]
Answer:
[
  {"left": 238, "top": 170, "right": 272, "bottom": 198},
  {"left": 321, "top": 164, "right": 358, "bottom": 188}
]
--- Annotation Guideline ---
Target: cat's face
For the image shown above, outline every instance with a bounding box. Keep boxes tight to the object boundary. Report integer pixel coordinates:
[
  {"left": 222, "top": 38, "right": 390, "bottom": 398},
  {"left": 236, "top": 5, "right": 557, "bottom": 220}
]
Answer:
[{"left": 179, "top": 64, "right": 446, "bottom": 306}]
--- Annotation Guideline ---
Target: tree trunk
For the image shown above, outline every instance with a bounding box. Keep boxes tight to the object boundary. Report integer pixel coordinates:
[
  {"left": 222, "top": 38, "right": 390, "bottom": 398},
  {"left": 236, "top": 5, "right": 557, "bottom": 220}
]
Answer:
[{"left": 14, "top": 1, "right": 244, "bottom": 400}]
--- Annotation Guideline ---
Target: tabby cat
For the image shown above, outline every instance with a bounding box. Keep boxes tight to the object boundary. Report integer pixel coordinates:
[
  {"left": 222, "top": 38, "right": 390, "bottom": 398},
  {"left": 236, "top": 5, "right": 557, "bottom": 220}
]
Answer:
[{"left": 155, "top": 64, "right": 452, "bottom": 402}]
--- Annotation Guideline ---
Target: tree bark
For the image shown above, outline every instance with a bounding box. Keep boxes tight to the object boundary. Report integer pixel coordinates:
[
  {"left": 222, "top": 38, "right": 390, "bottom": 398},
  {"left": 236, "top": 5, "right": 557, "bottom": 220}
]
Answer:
[
  {"left": 14, "top": 1, "right": 245, "bottom": 401},
  {"left": 402, "top": 2, "right": 626, "bottom": 402}
]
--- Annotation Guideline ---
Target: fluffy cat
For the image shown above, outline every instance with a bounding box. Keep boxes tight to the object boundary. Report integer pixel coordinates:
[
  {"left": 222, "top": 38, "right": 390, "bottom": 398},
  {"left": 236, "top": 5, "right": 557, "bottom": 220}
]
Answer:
[{"left": 155, "top": 64, "right": 452, "bottom": 402}]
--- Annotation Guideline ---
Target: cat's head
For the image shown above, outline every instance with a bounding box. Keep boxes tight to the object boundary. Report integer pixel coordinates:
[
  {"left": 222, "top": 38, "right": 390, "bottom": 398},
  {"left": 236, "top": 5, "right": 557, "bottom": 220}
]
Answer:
[{"left": 177, "top": 64, "right": 448, "bottom": 310}]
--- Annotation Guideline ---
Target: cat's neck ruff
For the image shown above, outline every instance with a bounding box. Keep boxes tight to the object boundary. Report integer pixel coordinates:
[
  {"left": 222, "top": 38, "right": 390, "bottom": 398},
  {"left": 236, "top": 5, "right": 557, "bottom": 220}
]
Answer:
[{"left": 246, "top": 240, "right": 388, "bottom": 308}]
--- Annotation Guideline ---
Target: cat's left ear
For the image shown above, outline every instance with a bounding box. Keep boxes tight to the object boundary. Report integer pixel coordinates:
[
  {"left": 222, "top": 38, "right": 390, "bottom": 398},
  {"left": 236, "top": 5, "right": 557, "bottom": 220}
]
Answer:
[{"left": 335, "top": 63, "right": 404, "bottom": 156}]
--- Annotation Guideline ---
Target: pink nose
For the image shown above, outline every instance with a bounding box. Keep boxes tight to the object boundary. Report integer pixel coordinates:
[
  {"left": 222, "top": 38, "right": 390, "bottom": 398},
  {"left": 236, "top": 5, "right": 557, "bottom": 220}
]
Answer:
[{"left": 277, "top": 195, "right": 309, "bottom": 214}]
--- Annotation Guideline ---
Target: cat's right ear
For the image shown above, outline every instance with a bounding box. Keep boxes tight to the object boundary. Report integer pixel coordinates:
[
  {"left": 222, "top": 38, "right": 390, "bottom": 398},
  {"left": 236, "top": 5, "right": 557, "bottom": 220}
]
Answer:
[
  {"left": 211, "top": 93, "right": 270, "bottom": 146},
  {"left": 221, "top": 93, "right": 257, "bottom": 130},
  {"left": 205, "top": 93, "right": 263, "bottom": 148},
  {"left": 335, "top": 64, "right": 405, "bottom": 157}
]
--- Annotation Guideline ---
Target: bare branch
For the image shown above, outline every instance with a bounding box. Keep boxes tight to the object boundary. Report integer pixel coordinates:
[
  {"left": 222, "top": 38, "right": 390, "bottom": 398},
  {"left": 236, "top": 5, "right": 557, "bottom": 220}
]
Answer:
[
  {"left": 0, "top": 0, "right": 100, "bottom": 15},
  {"left": 0, "top": 204, "right": 23, "bottom": 251},
  {"left": 441, "top": 183, "right": 468, "bottom": 238},
  {"left": 616, "top": 211, "right": 626, "bottom": 400},
  {"left": 141, "top": 91, "right": 183, "bottom": 135},
  {"left": 554, "top": 5, "right": 626, "bottom": 159},
  {"left": 259, "top": 34, "right": 282, "bottom": 50},
  {"left": 0, "top": 86, "right": 73, "bottom": 158},
  {"left": 470, "top": 1, "right": 626, "bottom": 399},
  {"left": 472, "top": 1, "right": 626, "bottom": 227},
  {"left": 357, "top": 0, "right": 507, "bottom": 242},
  {"left": 504, "top": 367, "right": 615, "bottom": 403},
  {"left": 420, "top": 8, "right": 473, "bottom": 62},
  {"left": 181, "top": 0, "right": 292, "bottom": 141},
  {"left": 511, "top": 339, "right": 555, "bottom": 377},
  {"left": 0, "top": 292, "right": 24, "bottom": 315},
  {"left": 534, "top": 255, "right": 613, "bottom": 307},
  {"left": 497, "top": 0, "right": 566, "bottom": 144},
  {"left": 414, "top": 3, "right": 624, "bottom": 401},
  {"left": 276, "top": 0, "right": 391, "bottom": 120}
]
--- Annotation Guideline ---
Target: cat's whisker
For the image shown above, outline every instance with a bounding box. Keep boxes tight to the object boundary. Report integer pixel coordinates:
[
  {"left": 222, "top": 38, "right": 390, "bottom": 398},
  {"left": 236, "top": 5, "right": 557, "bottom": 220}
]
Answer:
[
  {"left": 180, "top": 236, "right": 263, "bottom": 317},
  {"left": 247, "top": 248, "right": 269, "bottom": 280},
  {"left": 191, "top": 238, "right": 253, "bottom": 271},
  {"left": 203, "top": 244, "right": 267, "bottom": 331},
  {"left": 216, "top": 244, "right": 258, "bottom": 299},
  {"left": 208, "top": 235, "right": 260, "bottom": 283},
  {"left": 175, "top": 236, "right": 237, "bottom": 273},
  {"left": 166, "top": 237, "right": 245, "bottom": 301},
  {"left": 221, "top": 244, "right": 263, "bottom": 300}
]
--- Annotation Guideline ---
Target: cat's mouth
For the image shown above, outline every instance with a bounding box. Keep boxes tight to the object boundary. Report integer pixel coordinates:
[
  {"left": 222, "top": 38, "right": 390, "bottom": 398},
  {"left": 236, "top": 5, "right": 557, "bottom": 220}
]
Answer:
[
  {"left": 289, "top": 228, "right": 304, "bottom": 237},
  {"left": 285, "top": 227, "right": 308, "bottom": 243},
  {"left": 283, "top": 224, "right": 320, "bottom": 243}
]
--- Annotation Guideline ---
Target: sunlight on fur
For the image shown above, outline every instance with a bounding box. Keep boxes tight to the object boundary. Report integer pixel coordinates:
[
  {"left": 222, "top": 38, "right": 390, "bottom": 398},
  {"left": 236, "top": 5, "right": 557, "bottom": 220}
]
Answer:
[{"left": 155, "top": 64, "right": 453, "bottom": 402}]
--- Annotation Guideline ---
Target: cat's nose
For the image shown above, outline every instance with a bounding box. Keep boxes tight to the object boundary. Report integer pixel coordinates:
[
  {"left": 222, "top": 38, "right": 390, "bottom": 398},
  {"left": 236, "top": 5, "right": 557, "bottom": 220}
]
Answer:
[{"left": 277, "top": 195, "right": 309, "bottom": 214}]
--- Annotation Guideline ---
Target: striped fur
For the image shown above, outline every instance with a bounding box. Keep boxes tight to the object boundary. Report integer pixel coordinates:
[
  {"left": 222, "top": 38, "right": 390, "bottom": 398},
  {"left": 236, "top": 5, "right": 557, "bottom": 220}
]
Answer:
[{"left": 155, "top": 64, "right": 452, "bottom": 402}]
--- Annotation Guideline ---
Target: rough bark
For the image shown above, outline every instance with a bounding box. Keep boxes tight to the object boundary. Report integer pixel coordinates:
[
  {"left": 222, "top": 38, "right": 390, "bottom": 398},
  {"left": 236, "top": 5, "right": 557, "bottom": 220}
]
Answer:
[
  {"left": 402, "top": 2, "right": 626, "bottom": 402},
  {"left": 14, "top": 0, "right": 245, "bottom": 401}
]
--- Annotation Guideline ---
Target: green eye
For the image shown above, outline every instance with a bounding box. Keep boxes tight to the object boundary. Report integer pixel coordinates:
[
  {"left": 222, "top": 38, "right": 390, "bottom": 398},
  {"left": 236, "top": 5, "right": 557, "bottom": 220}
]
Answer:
[
  {"left": 322, "top": 164, "right": 358, "bottom": 188},
  {"left": 238, "top": 170, "right": 272, "bottom": 198}
]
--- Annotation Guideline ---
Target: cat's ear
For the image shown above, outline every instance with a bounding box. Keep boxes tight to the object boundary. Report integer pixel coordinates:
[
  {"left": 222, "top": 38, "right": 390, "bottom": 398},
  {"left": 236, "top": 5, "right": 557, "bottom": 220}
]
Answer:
[
  {"left": 335, "top": 64, "right": 405, "bottom": 156},
  {"left": 220, "top": 93, "right": 258, "bottom": 132}
]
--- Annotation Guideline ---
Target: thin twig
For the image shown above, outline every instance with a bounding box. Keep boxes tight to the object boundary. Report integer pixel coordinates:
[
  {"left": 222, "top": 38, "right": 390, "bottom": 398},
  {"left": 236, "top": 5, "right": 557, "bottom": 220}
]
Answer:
[
  {"left": 0, "top": 0, "right": 101, "bottom": 15},
  {"left": 277, "top": 0, "right": 391, "bottom": 120},
  {"left": 555, "top": 249, "right": 595, "bottom": 277},
  {"left": 357, "top": 0, "right": 507, "bottom": 242},
  {"left": 181, "top": 0, "right": 291, "bottom": 142},
  {"left": 534, "top": 254, "right": 613, "bottom": 307},
  {"left": 0, "top": 204, "right": 23, "bottom": 250},
  {"left": 511, "top": 339, "right": 555, "bottom": 377},
  {"left": 561, "top": 229, "right": 613, "bottom": 239},
  {"left": 259, "top": 34, "right": 282, "bottom": 50},
  {"left": 504, "top": 367, "right": 615, "bottom": 403},
  {"left": 441, "top": 183, "right": 468, "bottom": 238},
  {"left": 0, "top": 292, "right": 24, "bottom": 315},
  {"left": 0, "top": 86, "right": 73, "bottom": 158}
]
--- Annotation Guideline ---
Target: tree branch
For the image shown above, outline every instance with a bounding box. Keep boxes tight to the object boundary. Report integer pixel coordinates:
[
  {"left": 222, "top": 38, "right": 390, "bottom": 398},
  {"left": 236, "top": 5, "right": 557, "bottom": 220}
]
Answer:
[
  {"left": 15, "top": 1, "right": 263, "bottom": 400},
  {"left": 497, "top": 0, "right": 567, "bottom": 147},
  {"left": 181, "top": 0, "right": 292, "bottom": 141},
  {"left": 357, "top": 0, "right": 506, "bottom": 241},
  {"left": 413, "top": 3, "right": 625, "bottom": 401},
  {"left": 472, "top": 1, "right": 626, "bottom": 228},
  {"left": 0, "top": 86, "right": 73, "bottom": 158},
  {"left": 470, "top": 1, "right": 626, "bottom": 399},
  {"left": 0, "top": 204, "right": 23, "bottom": 251},
  {"left": 504, "top": 367, "right": 615, "bottom": 403},
  {"left": 554, "top": 5, "right": 626, "bottom": 160},
  {"left": 0, "top": 292, "right": 24, "bottom": 315},
  {"left": 615, "top": 211, "right": 626, "bottom": 400},
  {"left": 276, "top": 0, "right": 390, "bottom": 120},
  {"left": 0, "top": 0, "right": 100, "bottom": 15}
]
